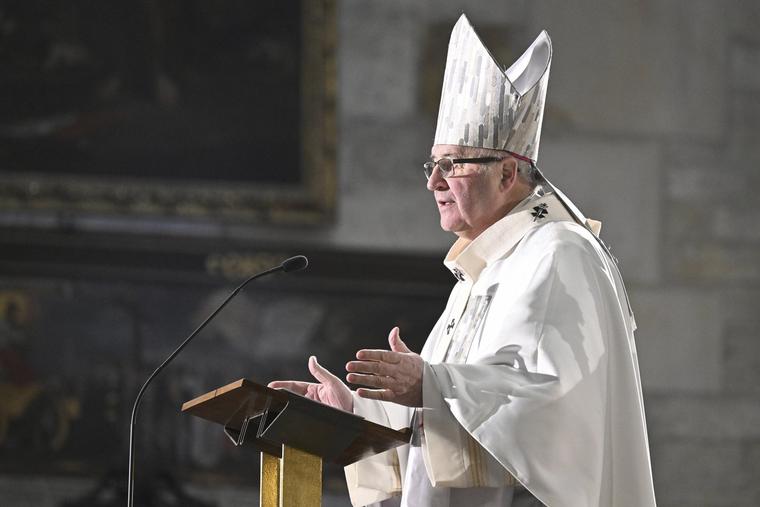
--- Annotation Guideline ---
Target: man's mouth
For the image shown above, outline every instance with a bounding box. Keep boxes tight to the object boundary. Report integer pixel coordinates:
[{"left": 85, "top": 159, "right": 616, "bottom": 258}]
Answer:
[{"left": 438, "top": 199, "right": 454, "bottom": 207}]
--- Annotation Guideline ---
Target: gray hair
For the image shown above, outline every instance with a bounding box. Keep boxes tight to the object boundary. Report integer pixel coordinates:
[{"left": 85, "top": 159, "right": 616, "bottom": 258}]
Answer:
[
  {"left": 461, "top": 146, "right": 541, "bottom": 188},
  {"left": 516, "top": 159, "right": 541, "bottom": 187}
]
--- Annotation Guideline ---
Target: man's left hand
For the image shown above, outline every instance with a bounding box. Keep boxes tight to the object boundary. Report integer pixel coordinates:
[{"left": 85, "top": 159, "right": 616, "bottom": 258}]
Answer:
[{"left": 346, "top": 327, "right": 423, "bottom": 407}]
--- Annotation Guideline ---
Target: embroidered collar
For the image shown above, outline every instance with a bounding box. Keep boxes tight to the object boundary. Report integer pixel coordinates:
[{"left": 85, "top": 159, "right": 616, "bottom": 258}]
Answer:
[{"left": 443, "top": 190, "right": 574, "bottom": 283}]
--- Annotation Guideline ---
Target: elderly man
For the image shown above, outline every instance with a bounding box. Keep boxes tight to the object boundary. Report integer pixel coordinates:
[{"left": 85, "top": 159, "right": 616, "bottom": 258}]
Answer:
[{"left": 270, "top": 14, "right": 656, "bottom": 507}]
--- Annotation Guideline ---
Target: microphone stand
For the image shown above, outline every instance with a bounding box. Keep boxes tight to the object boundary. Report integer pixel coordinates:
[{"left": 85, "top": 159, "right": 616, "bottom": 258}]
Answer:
[{"left": 126, "top": 257, "right": 306, "bottom": 507}]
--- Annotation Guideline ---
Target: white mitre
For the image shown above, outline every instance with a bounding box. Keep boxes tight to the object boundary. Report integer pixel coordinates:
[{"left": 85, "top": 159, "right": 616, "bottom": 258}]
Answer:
[
  {"left": 434, "top": 14, "right": 634, "bottom": 323},
  {"left": 433, "top": 14, "right": 551, "bottom": 162}
]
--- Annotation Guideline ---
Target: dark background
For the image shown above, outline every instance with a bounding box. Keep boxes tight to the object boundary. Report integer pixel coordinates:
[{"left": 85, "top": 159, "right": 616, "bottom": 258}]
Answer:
[
  {"left": 0, "top": 235, "right": 452, "bottom": 504},
  {"left": 0, "top": 0, "right": 301, "bottom": 183}
]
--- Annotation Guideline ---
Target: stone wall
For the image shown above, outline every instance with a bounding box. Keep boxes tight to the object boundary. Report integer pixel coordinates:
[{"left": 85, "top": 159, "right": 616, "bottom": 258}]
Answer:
[{"left": 324, "top": 1, "right": 760, "bottom": 505}]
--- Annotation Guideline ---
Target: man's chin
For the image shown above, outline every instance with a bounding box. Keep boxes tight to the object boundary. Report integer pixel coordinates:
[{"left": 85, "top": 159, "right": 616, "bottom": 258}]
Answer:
[{"left": 439, "top": 219, "right": 466, "bottom": 235}]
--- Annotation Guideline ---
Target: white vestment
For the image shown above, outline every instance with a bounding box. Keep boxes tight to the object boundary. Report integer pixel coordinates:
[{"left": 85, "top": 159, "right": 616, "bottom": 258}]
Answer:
[{"left": 345, "top": 190, "right": 657, "bottom": 507}]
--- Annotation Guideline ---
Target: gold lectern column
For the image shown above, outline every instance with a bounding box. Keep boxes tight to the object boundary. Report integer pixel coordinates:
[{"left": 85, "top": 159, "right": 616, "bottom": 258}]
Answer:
[
  {"left": 280, "top": 445, "right": 322, "bottom": 507},
  {"left": 260, "top": 452, "right": 281, "bottom": 507},
  {"left": 260, "top": 445, "right": 322, "bottom": 507}
]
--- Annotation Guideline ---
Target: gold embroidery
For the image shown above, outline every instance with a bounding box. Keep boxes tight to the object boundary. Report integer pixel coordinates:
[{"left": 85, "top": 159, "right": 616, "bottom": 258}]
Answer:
[
  {"left": 463, "top": 427, "right": 519, "bottom": 487},
  {"left": 391, "top": 449, "right": 402, "bottom": 491}
]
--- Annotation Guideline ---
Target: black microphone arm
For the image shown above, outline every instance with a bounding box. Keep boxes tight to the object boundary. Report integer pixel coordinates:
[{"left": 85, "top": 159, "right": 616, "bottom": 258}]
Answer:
[{"left": 126, "top": 255, "right": 308, "bottom": 507}]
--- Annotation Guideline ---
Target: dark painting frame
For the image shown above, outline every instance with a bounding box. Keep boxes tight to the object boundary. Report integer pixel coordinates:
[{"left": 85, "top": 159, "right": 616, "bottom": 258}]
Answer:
[{"left": 0, "top": 0, "right": 336, "bottom": 227}]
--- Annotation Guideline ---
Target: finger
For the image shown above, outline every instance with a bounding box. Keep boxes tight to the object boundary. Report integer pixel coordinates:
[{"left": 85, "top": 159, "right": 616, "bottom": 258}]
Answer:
[
  {"left": 346, "top": 360, "right": 390, "bottom": 376},
  {"left": 308, "top": 356, "right": 340, "bottom": 386},
  {"left": 356, "top": 349, "right": 401, "bottom": 363},
  {"left": 388, "top": 327, "right": 412, "bottom": 353},
  {"left": 346, "top": 372, "right": 390, "bottom": 389},
  {"left": 356, "top": 388, "right": 395, "bottom": 402},
  {"left": 267, "top": 381, "right": 310, "bottom": 395}
]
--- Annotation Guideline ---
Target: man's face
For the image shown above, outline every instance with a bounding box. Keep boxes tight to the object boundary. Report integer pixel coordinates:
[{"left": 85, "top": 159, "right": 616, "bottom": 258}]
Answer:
[{"left": 427, "top": 144, "right": 510, "bottom": 240}]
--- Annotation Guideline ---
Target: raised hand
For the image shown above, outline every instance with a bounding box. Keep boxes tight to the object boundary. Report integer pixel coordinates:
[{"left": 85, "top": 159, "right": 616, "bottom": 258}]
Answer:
[
  {"left": 345, "top": 327, "right": 423, "bottom": 407},
  {"left": 268, "top": 355, "right": 353, "bottom": 412}
]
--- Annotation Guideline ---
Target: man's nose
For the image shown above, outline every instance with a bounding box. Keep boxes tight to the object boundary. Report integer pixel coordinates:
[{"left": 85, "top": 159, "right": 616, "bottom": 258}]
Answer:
[{"left": 426, "top": 167, "right": 448, "bottom": 191}]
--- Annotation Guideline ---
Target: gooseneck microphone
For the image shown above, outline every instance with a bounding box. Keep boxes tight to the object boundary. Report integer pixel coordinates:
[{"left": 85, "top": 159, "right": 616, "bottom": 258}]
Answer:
[
  {"left": 280, "top": 254, "right": 308, "bottom": 273},
  {"left": 126, "top": 255, "right": 308, "bottom": 507}
]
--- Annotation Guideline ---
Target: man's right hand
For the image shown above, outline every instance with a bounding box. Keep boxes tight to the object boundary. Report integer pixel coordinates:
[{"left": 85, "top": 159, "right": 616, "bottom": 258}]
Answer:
[{"left": 268, "top": 355, "right": 353, "bottom": 412}]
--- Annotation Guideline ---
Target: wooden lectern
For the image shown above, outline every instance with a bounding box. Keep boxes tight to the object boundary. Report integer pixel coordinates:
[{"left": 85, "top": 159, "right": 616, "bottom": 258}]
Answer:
[{"left": 182, "top": 379, "right": 411, "bottom": 507}]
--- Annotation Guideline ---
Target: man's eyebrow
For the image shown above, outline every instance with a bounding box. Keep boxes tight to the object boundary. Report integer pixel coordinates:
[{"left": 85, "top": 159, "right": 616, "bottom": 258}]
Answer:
[{"left": 429, "top": 152, "right": 459, "bottom": 160}]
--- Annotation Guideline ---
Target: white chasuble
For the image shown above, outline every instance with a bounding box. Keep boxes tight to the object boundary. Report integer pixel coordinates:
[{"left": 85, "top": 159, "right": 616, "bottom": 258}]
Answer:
[{"left": 345, "top": 190, "right": 656, "bottom": 507}]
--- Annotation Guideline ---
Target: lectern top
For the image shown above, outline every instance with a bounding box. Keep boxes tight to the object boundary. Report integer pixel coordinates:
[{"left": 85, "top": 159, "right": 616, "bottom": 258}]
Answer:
[{"left": 182, "top": 378, "right": 411, "bottom": 466}]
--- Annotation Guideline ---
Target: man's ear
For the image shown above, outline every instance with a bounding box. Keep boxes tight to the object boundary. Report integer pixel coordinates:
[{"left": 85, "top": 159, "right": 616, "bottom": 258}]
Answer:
[{"left": 500, "top": 157, "right": 518, "bottom": 189}]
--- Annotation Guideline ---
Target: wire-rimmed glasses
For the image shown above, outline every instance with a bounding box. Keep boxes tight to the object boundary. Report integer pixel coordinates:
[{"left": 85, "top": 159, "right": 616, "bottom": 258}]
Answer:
[{"left": 422, "top": 156, "right": 502, "bottom": 180}]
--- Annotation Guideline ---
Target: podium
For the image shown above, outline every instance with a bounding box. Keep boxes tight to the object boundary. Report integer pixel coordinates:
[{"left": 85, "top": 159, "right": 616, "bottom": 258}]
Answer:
[{"left": 182, "top": 379, "right": 411, "bottom": 507}]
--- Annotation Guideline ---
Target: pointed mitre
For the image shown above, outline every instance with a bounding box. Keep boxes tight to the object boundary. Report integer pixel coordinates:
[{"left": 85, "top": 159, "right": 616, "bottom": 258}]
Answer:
[{"left": 434, "top": 15, "right": 552, "bottom": 162}]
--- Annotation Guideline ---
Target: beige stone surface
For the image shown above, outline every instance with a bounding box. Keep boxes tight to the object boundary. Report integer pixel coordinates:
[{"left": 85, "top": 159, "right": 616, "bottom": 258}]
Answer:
[
  {"left": 650, "top": 440, "right": 754, "bottom": 507},
  {"left": 339, "top": 1, "right": 419, "bottom": 119},
  {"left": 629, "top": 287, "right": 722, "bottom": 392},
  {"left": 646, "top": 395, "right": 760, "bottom": 439},
  {"left": 527, "top": 1, "right": 726, "bottom": 139},
  {"left": 539, "top": 138, "right": 661, "bottom": 283}
]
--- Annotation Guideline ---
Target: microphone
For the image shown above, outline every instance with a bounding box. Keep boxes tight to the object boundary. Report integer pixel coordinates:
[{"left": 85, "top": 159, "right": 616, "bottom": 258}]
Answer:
[
  {"left": 281, "top": 254, "right": 308, "bottom": 273},
  {"left": 126, "top": 255, "right": 308, "bottom": 507}
]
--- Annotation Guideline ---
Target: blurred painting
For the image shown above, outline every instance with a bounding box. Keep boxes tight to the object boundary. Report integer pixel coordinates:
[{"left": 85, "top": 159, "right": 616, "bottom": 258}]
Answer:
[{"left": 0, "top": 0, "right": 336, "bottom": 225}]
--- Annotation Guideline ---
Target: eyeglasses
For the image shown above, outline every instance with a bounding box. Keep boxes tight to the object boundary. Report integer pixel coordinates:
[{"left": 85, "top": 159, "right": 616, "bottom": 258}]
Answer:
[{"left": 422, "top": 156, "right": 503, "bottom": 180}]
